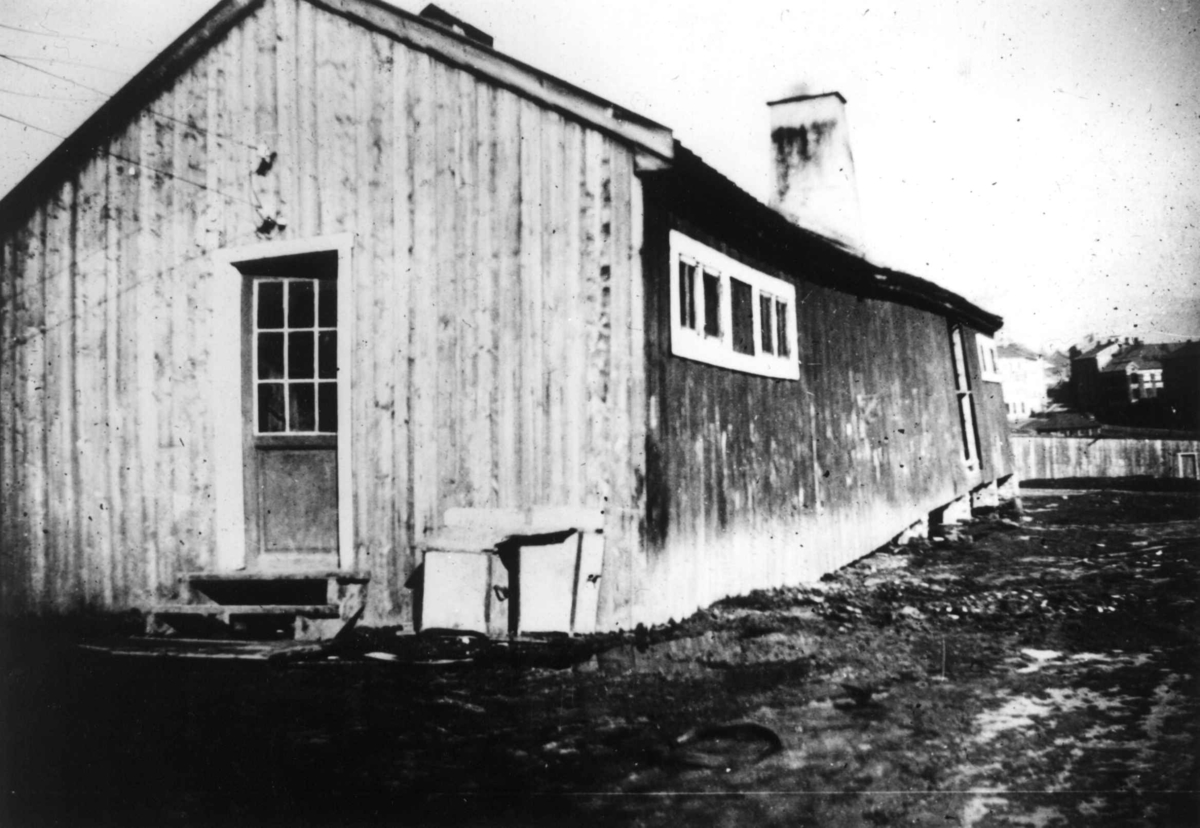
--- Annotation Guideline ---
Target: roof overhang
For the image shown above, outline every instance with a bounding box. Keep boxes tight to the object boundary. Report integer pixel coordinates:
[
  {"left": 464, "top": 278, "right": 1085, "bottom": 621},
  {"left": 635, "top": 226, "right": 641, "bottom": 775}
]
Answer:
[
  {"left": 646, "top": 142, "right": 1004, "bottom": 335},
  {"left": 311, "top": 0, "right": 673, "bottom": 159}
]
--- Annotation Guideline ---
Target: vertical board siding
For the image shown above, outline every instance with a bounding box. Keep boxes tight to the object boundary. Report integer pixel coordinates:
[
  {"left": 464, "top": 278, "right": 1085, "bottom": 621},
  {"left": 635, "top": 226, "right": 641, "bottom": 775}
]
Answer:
[
  {"left": 0, "top": 0, "right": 644, "bottom": 623},
  {"left": 1013, "top": 437, "right": 1200, "bottom": 480},
  {"left": 639, "top": 192, "right": 1014, "bottom": 626}
]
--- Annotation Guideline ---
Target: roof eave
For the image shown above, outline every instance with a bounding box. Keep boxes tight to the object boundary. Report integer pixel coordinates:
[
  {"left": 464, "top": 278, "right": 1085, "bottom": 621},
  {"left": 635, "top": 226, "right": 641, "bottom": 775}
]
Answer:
[
  {"left": 650, "top": 142, "right": 1004, "bottom": 335},
  {"left": 311, "top": 0, "right": 673, "bottom": 160}
]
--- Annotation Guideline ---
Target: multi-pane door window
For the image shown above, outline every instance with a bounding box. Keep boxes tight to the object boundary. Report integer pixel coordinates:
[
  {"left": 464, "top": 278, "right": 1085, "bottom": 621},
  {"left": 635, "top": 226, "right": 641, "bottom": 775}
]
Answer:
[
  {"left": 253, "top": 278, "right": 338, "bottom": 434},
  {"left": 670, "top": 230, "right": 799, "bottom": 380}
]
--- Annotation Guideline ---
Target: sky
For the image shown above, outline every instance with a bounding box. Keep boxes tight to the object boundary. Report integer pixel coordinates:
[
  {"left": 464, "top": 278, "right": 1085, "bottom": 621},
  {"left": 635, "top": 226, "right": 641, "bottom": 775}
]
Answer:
[{"left": 1, "top": 0, "right": 1197, "bottom": 352}]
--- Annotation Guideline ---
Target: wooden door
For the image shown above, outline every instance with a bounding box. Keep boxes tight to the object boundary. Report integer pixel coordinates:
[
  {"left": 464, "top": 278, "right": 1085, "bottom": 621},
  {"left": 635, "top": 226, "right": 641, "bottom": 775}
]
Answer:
[{"left": 242, "top": 261, "right": 340, "bottom": 571}]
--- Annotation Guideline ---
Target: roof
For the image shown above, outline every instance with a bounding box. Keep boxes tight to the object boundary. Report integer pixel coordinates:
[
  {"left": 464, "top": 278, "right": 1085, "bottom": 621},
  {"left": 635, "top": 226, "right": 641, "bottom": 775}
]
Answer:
[
  {"left": 0, "top": 0, "right": 1004, "bottom": 337},
  {"left": 644, "top": 142, "right": 1004, "bottom": 334},
  {"left": 1162, "top": 341, "right": 1200, "bottom": 360},
  {"left": 0, "top": 0, "right": 674, "bottom": 227},
  {"left": 997, "top": 343, "right": 1041, "bottom": 361},
  {"left": 1022, "top": 411, "right": 1101, "bottom": 433},
  {"left": 1072, "top": 339, "right": 1121, "bottom": 360},
  {"left": 1100, "top": 342, "right": 1181, "bottom": 373}
]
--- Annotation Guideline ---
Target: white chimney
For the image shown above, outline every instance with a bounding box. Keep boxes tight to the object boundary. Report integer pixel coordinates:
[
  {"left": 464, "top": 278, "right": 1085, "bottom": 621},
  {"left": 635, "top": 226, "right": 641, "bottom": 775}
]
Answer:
[{"left": 768, "top": 92, "right": 865, "bottom": 253}]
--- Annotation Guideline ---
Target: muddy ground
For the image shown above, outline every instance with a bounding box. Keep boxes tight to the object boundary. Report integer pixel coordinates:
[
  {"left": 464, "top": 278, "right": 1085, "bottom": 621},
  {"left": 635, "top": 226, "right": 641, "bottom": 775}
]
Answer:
[{"left": 2, "top": 485, "right": 1198, "bottom": 827}]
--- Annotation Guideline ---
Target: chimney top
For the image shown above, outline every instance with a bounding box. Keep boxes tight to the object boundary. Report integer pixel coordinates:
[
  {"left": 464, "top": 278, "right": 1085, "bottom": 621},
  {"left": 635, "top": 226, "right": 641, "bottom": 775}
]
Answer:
[
  {"left": 768, "top": 91, "right": 847, "bottom": 107},
  {"left": 769, "top": 91, "right": 865, "bottom": 252}
]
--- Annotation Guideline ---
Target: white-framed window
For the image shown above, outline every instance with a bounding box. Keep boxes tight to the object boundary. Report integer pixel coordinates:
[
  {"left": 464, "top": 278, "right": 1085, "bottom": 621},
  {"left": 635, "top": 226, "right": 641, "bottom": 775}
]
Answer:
[
  {"left": 950, "top": 324, "right": 981, "bottom": 467},
  {"left": 977, "top": 335, "right": 1000, "bottom": 382},
  {"left": 669, "top": 230, "right": 799, "bottom": 380}
]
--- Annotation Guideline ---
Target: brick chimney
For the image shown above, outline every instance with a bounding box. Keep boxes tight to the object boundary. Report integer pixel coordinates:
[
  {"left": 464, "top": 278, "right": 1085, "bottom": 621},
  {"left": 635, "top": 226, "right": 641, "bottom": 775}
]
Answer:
[{"left": 768, "top": 92, "right": 865, "bottom": 253}]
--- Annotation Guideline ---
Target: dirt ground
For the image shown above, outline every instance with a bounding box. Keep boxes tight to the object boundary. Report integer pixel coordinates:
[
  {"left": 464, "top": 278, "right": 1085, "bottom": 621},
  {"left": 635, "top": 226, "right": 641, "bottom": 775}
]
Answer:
[{"left": 2, "top": 485, "right": 1197, "bottom": 827}]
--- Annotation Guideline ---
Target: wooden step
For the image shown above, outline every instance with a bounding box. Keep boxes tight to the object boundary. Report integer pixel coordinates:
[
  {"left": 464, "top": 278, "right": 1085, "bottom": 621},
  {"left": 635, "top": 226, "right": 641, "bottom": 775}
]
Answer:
[
  {"left": 180, "top": 571, "right": 370, "bottom": 582},
  {"left": 145, "top": 603, "right": 341, "bottom": 638},
  {"left": 176, "top": 571, "right": 369, "bottom": 607},
  {"left": 150, "top": 604, "right": 339, "bottom": 618}
]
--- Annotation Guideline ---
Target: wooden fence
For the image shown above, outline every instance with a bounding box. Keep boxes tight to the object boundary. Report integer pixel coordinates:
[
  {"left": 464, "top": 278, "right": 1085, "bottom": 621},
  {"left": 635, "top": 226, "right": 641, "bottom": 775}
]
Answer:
[{"left": 1012, "top": 437, "right": 1200, "bottom": 480}]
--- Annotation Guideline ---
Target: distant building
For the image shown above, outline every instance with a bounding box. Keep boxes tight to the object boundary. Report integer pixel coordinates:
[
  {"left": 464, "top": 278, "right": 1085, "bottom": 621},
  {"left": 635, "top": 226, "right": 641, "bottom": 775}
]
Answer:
[
  {"left": 1043, "top": 350, "right": 1071, "bottom": 405},
  {"left": 995, "top": 342, "right": 1048, "bottom": 419},
  {"left": 1161, "top": 342, "right": 1200, "bottom": 429},
  {"left": 1013, "top": 411, "right": 1103, "bottom": 437},
  {"left": 1069, "top": 338, "right": 1183, "bottom": 423}
]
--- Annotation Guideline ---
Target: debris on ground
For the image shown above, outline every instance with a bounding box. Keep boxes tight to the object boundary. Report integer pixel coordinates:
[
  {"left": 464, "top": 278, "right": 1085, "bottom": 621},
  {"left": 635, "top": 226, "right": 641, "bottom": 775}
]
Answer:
[{"left": 4, "top": 486, "right": 1198, "bottom": 827}]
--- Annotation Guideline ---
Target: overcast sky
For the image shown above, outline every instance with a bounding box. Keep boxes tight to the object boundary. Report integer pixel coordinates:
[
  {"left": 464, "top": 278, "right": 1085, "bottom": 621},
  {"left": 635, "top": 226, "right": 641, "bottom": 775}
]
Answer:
[{"left": 1, "top": 0, "right": 1197, "bottom": 351}]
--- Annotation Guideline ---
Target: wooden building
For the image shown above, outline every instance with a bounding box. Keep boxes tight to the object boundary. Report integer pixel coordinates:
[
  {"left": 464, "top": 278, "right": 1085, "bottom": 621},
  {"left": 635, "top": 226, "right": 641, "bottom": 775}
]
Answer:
[{"left": 0, "top": 0, "right": 1014, "bottom": 632}]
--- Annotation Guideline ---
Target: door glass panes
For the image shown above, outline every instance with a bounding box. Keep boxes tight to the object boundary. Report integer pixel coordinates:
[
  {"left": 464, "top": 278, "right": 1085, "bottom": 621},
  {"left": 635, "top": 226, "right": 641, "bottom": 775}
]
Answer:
[{"left": 254, "top": 278, "right": 338, "bottom": 434}]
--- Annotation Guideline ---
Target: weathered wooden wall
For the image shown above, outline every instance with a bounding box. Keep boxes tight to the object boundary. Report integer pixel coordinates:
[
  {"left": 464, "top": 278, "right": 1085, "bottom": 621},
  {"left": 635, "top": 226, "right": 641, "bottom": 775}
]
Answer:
[
  {"left": 0, "top": 0, "right": 645, "bottom": 625},
  {"left": 637, "top": 184, "right": 1013, "bottom": 625},
  {"left": 1013, "top": 437, "right": 1200, "bottom": 480},
  {"left": 968, "top": 334, "right": 1013, "bottom": 481}
]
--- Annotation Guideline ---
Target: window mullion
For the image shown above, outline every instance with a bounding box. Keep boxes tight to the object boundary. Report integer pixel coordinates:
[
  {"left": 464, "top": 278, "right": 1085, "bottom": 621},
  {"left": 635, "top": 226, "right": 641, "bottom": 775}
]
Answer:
[
  {"left": 751, "top": 287, "right": 760, "bottom": 356},
  {"left": 282, "top": 279, "right": 290, "bottom": 432},
  {"left": 253, "top": 281, "right": 260, "bottom": 435}
]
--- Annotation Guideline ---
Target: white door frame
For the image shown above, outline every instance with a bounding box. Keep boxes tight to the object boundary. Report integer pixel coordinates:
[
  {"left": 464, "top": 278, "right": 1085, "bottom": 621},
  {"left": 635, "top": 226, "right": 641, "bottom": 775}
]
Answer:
[{"left": 211, "top": 233, "right": 355, "bottom": 571}]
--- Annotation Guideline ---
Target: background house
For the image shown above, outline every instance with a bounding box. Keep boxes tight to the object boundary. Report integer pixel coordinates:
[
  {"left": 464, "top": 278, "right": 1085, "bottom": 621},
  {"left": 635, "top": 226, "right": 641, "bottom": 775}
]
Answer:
[
  {"left": 1069, "top": 337, "right": 1184, "bottom": 426},
  {"left": 996, "top": 342, "right": 1049, "bottom": 420},
  {"left": 0, "top": 0, "right": 1014, "bottom": 633},
  {"left": 1161, "top": 341, "right": 1200, "bottom": 430}
]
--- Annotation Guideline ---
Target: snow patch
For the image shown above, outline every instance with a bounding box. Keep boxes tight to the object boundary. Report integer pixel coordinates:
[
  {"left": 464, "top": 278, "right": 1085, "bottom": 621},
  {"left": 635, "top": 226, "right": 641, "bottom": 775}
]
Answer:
[
  {"left": 975, "top": 694, "right": 1056, "bottom": 742},
  {"left": 1015, "top": 649, "right": 1062, "bottom": 673},
  {"left": 961, "top": 795, "right": 1009, "bottom": 827}
]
